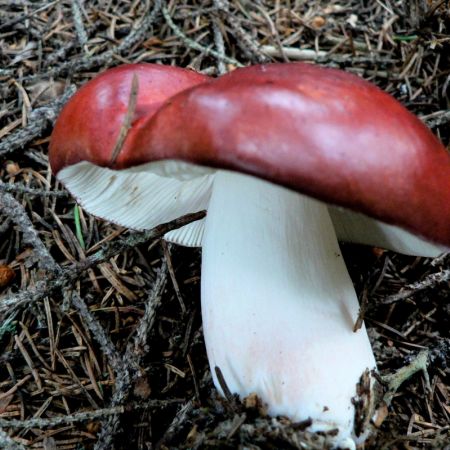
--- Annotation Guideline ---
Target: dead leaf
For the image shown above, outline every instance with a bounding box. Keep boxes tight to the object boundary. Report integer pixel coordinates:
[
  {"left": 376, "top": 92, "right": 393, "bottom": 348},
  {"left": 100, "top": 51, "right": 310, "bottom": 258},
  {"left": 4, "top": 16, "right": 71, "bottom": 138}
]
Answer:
[
  {"left": 133, "top": 375, "right": 151, "bottom": 399},
  {"left": 0, "top": 265, "right": 15, "bottom": 288},
  {"left": 311, "top": 16, "right": 326, "bottom": 29},
  {"left": 373, "top": 403, "right": 389, "bottom": 427},
  {"left": 28, "top": 80, "right": 66, "bottom": 104}
]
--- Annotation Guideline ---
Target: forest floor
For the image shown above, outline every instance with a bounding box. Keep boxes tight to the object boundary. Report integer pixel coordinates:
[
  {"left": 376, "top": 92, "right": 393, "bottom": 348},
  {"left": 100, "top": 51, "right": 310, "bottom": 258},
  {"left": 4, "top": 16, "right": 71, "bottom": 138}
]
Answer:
[{"left": 0, "top": 1, "right": 449, "bottom": 449}]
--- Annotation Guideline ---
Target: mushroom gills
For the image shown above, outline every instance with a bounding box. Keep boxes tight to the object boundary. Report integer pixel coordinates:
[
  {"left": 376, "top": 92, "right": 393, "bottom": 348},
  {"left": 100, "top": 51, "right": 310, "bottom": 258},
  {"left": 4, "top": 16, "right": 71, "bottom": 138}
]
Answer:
[
  {"left": 58, "top": 160, "right": 447, "bottom": 258},
  {"left": 169, "top": 205, "right": 447, "bottom": 256},
  {"left": 201, "top": 170, "right": 377, "bottom": 445},
  {"left": 328, "top": 207, "right": 447, "bottom": 257},
  {"left": 57, "top": 160, "right": 214, "bottom": 230}
]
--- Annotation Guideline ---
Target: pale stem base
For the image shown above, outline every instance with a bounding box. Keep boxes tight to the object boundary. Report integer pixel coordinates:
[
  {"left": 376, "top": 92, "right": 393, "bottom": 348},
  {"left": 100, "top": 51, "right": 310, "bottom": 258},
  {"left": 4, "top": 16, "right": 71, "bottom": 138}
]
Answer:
[{"left": 201, "top": 170, "right": 377, "bottom": 444}]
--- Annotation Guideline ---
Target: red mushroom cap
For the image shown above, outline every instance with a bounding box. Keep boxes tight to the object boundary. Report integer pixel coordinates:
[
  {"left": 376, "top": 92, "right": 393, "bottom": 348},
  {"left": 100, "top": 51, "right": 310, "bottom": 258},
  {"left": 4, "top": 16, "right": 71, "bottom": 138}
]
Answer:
[
  {"left": 49, "top": 63, "right": 209, "bottom": 173},
  {"left": 49, "top": 62, "right": 450, "bottom": 246},
  {"left": 125, "top": 63, "right": 450, "bottom": 246}
]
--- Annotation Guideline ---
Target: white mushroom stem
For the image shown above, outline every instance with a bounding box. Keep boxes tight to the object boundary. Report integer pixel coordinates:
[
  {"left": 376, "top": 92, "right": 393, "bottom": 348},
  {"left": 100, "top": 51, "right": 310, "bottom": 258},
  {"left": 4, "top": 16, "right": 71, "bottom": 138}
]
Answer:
[{"left": 201, "top": 171, "right": 377, "bottom": 445}]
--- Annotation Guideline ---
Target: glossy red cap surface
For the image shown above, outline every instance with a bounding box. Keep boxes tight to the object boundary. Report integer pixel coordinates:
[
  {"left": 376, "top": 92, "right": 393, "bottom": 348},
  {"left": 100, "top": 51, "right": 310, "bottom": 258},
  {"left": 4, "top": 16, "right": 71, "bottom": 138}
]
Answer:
[
  {"left": 50, "top": 62, "right": 450, "bottom": 245},
  {"left": 49, "top": 63, "right": 209, "bottom": 173}
]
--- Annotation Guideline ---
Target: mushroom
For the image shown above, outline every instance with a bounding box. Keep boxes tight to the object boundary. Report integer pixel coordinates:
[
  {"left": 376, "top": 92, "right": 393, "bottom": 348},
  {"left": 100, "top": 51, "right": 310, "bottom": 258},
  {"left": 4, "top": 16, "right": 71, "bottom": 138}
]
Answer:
[{"left": 49, "top": 62, "right": 449, "bottom": 447}]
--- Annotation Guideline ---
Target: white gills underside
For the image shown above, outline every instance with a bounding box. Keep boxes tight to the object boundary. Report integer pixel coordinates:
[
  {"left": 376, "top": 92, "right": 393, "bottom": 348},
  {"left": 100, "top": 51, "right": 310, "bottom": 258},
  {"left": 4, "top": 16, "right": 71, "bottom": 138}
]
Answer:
[
  {"left": 165, "top": 212, "right": 446, "bottom": 254},
  {"left": 164, "top": 218, "right": 206, "bottom": 246},
  {"left": 58, "top": 160, "right": 215, "bottom": 231},
  {"left": 58, "top": 160, "right": 446, "bottom": 258},
  {"left": 328, "top": 207, "right": 447, "bottom": 257}
]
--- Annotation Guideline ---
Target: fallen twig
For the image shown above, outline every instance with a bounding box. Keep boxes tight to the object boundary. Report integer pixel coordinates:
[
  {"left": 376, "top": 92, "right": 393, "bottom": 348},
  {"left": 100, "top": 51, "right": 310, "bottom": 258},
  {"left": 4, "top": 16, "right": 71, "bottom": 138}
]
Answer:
[
  {"left": 0, "top": 211, "right": 205, "bottom": 315},
  {"left": 0, "top": 191, "right": 60, "bottom": 273},
  {"left": 162, "top": 2, "right": 242, "bottom": 68},
  {"left": 381, "top": 269, "right": 450, "bottom": 304},
  {"left": 0, "top": 86, "right": 76, "bottom": 158},
  {"left": 0, "top": 428, "right": 26, "bottom": 450}
]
